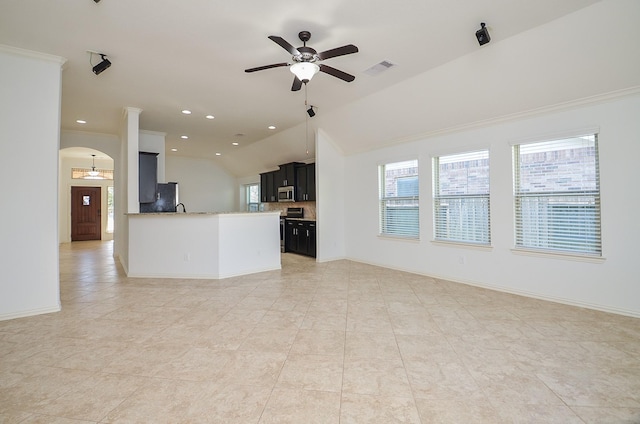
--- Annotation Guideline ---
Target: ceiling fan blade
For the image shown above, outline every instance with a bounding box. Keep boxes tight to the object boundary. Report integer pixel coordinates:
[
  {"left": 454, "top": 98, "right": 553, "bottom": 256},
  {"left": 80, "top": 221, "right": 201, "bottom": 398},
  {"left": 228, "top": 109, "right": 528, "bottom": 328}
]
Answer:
[
  {"left": 291, "top": 76, "right": 303, "bottom": 91},
  {"left": 245, "top": 63, "right": 289, "bottom": 73},
  {"left": 319, "top": 64, "right": 355, "bottom": 82},
  {"left": 318, "top": 44, "right": 358, "bottom": 60},
  {"left": 268, "top": 36, "right": 301, "bottom": 56}
]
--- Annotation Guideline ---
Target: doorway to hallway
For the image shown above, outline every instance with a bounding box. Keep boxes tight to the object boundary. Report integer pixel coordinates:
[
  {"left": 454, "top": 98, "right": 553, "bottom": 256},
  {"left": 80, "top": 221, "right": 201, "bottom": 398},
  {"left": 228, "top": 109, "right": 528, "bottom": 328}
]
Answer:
[{"left": 71, "top": 186, "right": 101, "bottom": 241}]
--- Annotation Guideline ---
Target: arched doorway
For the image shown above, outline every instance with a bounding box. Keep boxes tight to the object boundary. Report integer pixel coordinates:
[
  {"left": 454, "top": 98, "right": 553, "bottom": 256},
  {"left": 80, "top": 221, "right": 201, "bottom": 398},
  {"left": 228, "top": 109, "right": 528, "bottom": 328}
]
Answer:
[{"left": 59, "top": 147, "right": 114, "bottom": 243}]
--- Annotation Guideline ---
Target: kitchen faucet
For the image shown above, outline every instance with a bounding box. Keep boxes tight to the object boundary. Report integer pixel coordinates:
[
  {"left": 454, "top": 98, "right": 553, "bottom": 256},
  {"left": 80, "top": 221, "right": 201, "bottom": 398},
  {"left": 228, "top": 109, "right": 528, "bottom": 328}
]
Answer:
[{"left": 175, "top": 203, "right": 186, "bottom": 213}]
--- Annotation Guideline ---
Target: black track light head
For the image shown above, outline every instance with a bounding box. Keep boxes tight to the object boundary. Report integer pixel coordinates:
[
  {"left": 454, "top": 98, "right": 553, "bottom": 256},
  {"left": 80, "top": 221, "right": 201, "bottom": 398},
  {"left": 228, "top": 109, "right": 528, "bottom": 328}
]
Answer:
[
  {"left": 92, "top": 54, "right": 111, "bottom": 75},
  {"left": 307, "top": 106, "right": 316, "bottom": 117},
  {"left": 476, "top": 22, "right": 490, "bottom": 46}
]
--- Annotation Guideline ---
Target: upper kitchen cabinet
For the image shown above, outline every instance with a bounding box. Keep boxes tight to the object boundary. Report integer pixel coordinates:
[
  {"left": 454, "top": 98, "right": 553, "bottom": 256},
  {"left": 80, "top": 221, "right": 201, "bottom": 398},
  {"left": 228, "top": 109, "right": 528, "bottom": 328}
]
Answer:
[
  {"left": 260, "top": 171, "right": 277, "bottom": 203},
  {"left": 276, "top": 162, "right": 303, "bottom": 187},
  {"left": 296, "top": 163, "right": 315, "bottom": 202},
  {"left": 260, "top": 162, "right": 305, "bottom": 203},
  {"left": 139, "top": 152, "right": 158, "bottom": 203}
]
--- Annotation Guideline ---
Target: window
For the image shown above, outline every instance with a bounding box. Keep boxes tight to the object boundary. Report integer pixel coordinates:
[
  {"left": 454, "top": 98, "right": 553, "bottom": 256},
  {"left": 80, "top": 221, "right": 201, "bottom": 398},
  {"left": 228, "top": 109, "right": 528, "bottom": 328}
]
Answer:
[
  {"left": 246, "top": 183, "right": 260, "bottom": 212},
  {"left": 513, "top": 134, "right": 601, "bottom": 255},
  {"left": 71, "top": 167, "right": 113, "bottom": 180},
  {"left": 106, "top": 186, "right": 114, "bottom": 233},
  {"left": 433, "top": 150, "right": 490, "bottom": 245},
  {"left": 379, "top": 159, "right": 419, "bottom": 239}
]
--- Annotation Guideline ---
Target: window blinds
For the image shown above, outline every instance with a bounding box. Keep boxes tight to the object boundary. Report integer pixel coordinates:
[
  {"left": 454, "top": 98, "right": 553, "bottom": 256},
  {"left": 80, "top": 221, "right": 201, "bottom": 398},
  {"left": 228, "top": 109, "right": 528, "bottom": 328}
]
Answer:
[
  {"left": 513, "top": 135, "right": 601, "bottom": 255},
  {"left": 433, "top": 150, "right": 490, "bottom": 245},
  {"left": 379, "top": 160, "right": 419, "bottom": 239}
]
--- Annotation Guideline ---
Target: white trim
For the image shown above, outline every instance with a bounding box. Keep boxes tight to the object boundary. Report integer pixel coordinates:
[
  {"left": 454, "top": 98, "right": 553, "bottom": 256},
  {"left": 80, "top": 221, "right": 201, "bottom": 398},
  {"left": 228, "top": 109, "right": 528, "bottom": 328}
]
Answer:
[
  {"left": 511, "top": 247, "right": 605, "bottom": 264},
  {"left": 431, "top": 240, "right": 493, "bottom": 251},
  {"left": 428, "top": 144, "right": 493, "bottom": 161},
  {"left": 376, "top": 155, "right": 420, "bottom": 168},
  {"left": 343, "top": 257, "right": 637, "bottom": 318},
  {"left": 508, "top": 126, "right": 600, "bottom": 147},
  {"left": 0, "top": 305, "right": 61, "bottom": 322},
  {"left": 0, "top": 44, "right": 67, "bottom": 66},
  {"left": 126, "top": 264, "right": 281, "bottom": 280},
  {"left": 376, "top": 234, "right": 420, "bottom": 243}
]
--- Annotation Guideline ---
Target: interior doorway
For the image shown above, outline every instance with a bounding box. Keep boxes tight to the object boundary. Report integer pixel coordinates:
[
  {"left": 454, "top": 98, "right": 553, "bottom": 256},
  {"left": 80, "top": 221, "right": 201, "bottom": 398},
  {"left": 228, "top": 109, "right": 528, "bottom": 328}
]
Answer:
[{"left": 71, "top": 186, "right": 102, "bottom": 241}]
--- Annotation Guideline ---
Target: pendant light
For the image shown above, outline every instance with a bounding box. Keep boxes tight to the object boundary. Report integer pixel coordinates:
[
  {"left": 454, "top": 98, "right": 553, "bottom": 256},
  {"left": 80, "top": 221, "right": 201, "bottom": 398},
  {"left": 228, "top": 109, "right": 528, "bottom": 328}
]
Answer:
[{"left": 85, "top": 154, "right": 101, "bottom": 179}]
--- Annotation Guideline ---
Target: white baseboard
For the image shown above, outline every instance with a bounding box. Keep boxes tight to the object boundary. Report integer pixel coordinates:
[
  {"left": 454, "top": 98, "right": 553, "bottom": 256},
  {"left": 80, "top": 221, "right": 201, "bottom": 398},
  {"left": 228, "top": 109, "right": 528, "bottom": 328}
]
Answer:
[
  {"left": 345, "top": 257, "right": 640, "bottom": 319},
  {"left": 0, "top": 304, "right": 61, "bottom": 322}
]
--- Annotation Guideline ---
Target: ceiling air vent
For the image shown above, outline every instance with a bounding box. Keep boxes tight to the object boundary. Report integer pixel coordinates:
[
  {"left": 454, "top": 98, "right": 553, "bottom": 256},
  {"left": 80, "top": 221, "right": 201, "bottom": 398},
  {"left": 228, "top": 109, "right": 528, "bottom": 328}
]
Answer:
[{"left": 363, "top": 60, "right": 396, "bottom": 76}]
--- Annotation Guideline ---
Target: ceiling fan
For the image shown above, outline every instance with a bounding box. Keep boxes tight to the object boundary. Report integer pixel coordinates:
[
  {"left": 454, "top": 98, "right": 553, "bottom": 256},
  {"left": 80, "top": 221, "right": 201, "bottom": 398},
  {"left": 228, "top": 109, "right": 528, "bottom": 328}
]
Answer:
[{"left": 245, "top": 31, "right": 359, "bottom": 91}]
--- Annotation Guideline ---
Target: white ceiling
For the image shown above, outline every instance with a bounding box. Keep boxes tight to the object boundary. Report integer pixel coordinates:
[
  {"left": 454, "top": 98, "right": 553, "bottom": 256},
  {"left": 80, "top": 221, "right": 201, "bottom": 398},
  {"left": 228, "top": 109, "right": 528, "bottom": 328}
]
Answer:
[{"left": 1, "top": 0, "right": 601, "bottom": 175}]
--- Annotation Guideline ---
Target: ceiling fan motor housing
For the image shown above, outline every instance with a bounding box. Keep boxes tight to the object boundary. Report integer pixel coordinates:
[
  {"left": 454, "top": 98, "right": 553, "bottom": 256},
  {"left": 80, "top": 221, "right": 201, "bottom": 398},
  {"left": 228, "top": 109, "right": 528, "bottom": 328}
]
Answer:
[{"left": 295, "top": 46, "right": 319, "bottom": 63}]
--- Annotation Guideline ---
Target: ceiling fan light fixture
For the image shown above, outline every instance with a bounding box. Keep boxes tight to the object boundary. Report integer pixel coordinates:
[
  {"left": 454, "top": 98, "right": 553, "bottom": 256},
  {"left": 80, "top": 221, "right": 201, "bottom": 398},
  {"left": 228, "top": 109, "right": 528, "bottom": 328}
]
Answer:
[{"left": 290, "top": 62, "right": 319, "bottom": 83}]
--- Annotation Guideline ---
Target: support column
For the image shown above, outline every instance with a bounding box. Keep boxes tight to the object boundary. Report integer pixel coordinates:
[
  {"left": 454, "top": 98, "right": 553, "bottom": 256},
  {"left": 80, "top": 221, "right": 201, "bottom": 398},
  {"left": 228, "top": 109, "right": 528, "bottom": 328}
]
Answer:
[{"left": 123, "top": 107, "right": 142, "bottom": 213}]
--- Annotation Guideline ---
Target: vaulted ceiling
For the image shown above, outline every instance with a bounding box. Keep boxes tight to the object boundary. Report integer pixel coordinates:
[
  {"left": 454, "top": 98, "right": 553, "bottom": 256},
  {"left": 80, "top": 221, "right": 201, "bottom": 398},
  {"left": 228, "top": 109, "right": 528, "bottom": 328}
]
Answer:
[{"left": 1, "top": 0, "right": 603, "bottom": 176}]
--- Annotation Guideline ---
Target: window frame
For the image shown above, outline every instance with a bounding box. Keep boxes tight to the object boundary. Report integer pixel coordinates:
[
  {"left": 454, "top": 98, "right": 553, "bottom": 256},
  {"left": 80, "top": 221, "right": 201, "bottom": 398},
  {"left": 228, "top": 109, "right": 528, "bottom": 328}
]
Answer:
[
  {"left": 245, "top": 183, "right": 260, "bottom": 212},
  {"left": 432, "top": 149, "right": 491, "bottom": 247},
  {"left": 378, "top": 159, "right": 420, "bottom": 240},
  {"left": 512, "top": 133, "right": 602, "bottom": 258}
]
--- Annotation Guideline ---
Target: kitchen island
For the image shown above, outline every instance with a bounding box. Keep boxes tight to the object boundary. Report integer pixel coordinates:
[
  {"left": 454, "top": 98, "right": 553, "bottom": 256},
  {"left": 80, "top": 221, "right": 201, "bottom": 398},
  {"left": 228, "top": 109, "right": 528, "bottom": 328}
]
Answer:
[{"left": 126, "top": 211, "right": 281, "bottom": 279}]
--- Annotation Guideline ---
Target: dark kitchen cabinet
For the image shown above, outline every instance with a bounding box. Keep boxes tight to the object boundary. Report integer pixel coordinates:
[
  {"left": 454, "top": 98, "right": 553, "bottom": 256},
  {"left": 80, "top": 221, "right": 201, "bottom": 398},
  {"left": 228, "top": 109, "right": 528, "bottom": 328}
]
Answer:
[
  {"left": 276, "top": 162, "right": 302, "bottom": 187},
  {"left": 139, "top": 152, "right": 158, "bottom": 203},
  {"left": 285, "top": 219, "right": 316, "bottom": 258},
  {"left": 260, "top": 171, "right": 278, "bottom": 202},
  {"left": 261, "top": 162, "right": 305, "bottom": 203},
  {"left": 295, "top": 163, "right": 315, "bottom": 202}
]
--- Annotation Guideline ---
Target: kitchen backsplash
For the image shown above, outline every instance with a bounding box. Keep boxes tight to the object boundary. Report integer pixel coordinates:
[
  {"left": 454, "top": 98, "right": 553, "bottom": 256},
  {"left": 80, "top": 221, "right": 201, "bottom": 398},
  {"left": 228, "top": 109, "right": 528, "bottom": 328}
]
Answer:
[{"left": 262, "top": 202, "right": 316, "bottom": 219}]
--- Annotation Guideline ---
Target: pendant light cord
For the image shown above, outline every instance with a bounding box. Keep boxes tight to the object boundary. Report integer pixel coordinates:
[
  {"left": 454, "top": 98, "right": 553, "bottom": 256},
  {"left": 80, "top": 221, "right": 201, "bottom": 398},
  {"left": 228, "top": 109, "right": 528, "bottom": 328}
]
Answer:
[{"left": 304, "top": 84, "right": 309, "bottom": 156}]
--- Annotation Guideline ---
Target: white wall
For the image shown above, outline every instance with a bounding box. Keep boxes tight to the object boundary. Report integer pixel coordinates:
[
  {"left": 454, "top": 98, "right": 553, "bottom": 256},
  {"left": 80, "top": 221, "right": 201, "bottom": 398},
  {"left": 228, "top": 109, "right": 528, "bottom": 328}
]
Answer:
[
  {"left": 316, "top": 129, "right": 346, "bottom": 262},
  {"left": 343, "top": 93, "right": 640, "bottom": 317},
  {"left": 166, "top": 155, "right": 238, "bottom": 212},
  {"left": 0, "top": 46, "right": 65, "bottom": 320},
  {"left": 139, "top": 130, "right": 166, "bottom": 182}
]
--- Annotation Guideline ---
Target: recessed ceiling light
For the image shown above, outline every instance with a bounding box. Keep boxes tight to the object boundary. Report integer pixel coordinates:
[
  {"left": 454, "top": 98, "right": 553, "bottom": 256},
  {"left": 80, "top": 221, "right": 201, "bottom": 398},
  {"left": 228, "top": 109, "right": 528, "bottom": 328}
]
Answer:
[
  {"left": 181, "top": 110, "right": 192, "bottom": 115},
  {"left": 180, "top": 135, "right": 188, "bottom": 139},
  {"left": 232, "top": 142, "right": 239, "bottom": 146},
  {"left": 215, "top": 152, "right": 221, "bottom": 156},
  {"left": 171, "top": 148, "right": 178, "bottom": 152},
  {"left": 205, "top": 115, "right": 215, "bottom": 120},
  {"left": 76, "top": 120, "right": 86, "bottom": 124},
  {"left": 268, "top": 125, "right": 276, "bottom": 130}
]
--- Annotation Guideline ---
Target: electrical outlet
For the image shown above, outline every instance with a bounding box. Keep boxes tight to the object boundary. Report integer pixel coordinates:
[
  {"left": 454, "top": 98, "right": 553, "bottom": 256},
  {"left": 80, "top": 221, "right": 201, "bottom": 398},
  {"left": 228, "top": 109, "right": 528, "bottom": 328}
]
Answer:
[{"left": 458, "top": 255, "right": 466, "bottom": 265}]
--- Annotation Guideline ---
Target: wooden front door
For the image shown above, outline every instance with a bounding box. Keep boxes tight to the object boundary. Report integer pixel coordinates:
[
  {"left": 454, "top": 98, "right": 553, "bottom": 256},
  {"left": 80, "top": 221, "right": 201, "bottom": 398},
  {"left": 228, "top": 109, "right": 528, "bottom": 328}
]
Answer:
[{"left": 71, "top": 186, "right": 101, "bottom": 241}]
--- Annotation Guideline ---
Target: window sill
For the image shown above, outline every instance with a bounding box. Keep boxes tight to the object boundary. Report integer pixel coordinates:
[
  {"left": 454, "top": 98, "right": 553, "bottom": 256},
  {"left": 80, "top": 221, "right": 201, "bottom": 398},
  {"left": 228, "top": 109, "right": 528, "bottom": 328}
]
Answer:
[
  {"left": 431, "top": 240, "right": 493, "bottom": 251},
  {"left": 511, "top": 248, "right": 606, "bottom": 263},
  {"left": 377, "top": 234, "right": 420, "bottom": 243}
]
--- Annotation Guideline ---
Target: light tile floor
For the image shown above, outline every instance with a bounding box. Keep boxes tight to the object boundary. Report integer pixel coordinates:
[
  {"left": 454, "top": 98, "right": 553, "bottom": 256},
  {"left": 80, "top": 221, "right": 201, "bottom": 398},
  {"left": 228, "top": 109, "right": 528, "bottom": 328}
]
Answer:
[{"left": 1, "top": 240, "right": 639, "bottom": 423}]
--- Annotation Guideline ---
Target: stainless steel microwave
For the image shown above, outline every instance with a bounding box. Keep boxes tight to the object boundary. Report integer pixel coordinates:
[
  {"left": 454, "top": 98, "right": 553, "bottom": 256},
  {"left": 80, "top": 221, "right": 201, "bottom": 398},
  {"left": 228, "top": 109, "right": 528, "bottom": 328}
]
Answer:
[{"left": 278, "top": 186, "right": 295, "bottom": 202}]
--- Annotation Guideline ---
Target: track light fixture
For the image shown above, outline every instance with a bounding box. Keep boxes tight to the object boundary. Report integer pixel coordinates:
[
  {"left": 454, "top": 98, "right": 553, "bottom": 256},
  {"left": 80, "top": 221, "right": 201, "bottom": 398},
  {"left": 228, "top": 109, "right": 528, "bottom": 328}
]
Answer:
[
  {"left": 476, "top": 22, "right": 490, "bottom": 46},
  {"left": 307, "top": 106, "right": 316, "bottom": 117},
  {"left": 89, "top": 52, "right": 111, "bottom": 75}
]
